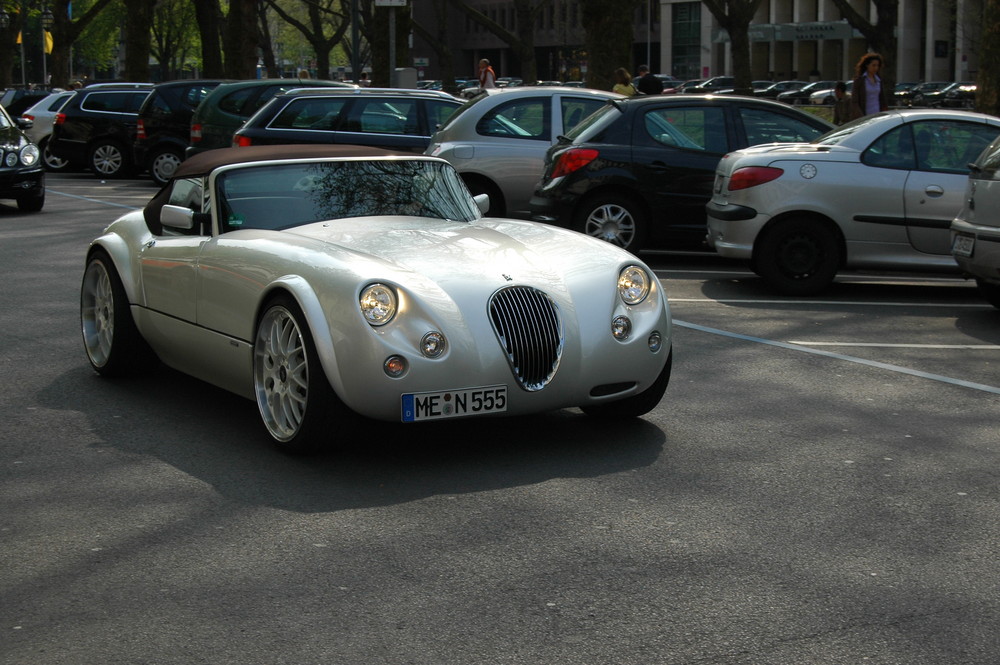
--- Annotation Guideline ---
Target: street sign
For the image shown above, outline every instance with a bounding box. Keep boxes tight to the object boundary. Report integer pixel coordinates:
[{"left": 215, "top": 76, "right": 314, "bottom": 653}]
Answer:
[{"left": 375, "top": 0, "right": 407, "bottom": 6}]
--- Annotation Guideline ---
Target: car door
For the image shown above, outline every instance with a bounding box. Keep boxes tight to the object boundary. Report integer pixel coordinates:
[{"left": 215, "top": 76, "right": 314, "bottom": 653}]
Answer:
[
  {"left": 904, "top": 118, "right": 1000, "bottom": 254},
  {"left": 631, "top": 102, "right": 731, "bottom": 238}
]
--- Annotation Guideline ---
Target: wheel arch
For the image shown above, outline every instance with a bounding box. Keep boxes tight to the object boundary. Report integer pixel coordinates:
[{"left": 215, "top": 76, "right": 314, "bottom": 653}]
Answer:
[
  {"left": 460, "top": 172, "right": 506, "bottom": 216},
  {"left": 86, "top": 237, "right": 141, "bottom": 305},
  {"left": 750, "top": 210, "right": 847, "bottom": 273}
]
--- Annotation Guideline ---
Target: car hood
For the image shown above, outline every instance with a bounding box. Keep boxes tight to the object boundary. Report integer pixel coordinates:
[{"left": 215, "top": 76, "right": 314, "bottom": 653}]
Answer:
[{"left": 283, "top": 216, "right": 630, "bottom": 291}]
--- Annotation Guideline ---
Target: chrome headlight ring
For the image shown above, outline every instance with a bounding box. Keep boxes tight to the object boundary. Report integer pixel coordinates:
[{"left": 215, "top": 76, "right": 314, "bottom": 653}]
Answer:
[
  {"left": 20, "top": 144, "right": 40, "bottom": 167},
  {"left": 359, "top": 283, "right": 397, "bottom": 326},
  {"left": 618, "top": 265, "right": 651, "bottom": 305}
]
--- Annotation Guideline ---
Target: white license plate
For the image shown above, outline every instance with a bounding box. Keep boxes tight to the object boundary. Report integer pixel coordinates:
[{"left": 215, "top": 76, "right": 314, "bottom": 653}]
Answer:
[
  {"left": 401, "top": 385, "right": 507, "bottom": 422},
  {"left": 953, "top": 233, "right": 975, "bottom": 258}
]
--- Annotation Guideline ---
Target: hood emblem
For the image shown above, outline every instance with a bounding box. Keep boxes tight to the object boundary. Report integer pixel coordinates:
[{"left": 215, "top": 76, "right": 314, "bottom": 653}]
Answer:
[{"left": 502, "top": 273, "right": 513, "bottom": 282}]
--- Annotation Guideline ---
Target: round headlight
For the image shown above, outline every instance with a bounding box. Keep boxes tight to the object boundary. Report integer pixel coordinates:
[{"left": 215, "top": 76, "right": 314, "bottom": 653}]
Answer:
[
  {"left": 360, "top": 283, "right": 397, "bottom": 326},
  {"left": 612, "top": 315, "right": 632, "bottom": 340},
  {"left": 420, "top": 331, "right": 447, "bottom": 358},
  {"left": 618, "top": 265, "right": 651, "bottom": 305},
  {"left": 20, "top": 144, "right": 39, "bottom": 167},
  {"left": 4, "top": 152, "right": 17, "bottom": 167}
]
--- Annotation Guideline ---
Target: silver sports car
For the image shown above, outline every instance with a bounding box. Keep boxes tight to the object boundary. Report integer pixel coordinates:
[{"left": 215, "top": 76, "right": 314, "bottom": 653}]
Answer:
[{"left": 80, "top": 145, "right": 673, "bottom": 452}]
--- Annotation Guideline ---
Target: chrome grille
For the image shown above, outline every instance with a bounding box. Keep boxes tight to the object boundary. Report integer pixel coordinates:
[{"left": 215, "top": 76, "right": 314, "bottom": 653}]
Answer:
[{"left": 488, "top": 286, "right": 562, "bottom": 391}]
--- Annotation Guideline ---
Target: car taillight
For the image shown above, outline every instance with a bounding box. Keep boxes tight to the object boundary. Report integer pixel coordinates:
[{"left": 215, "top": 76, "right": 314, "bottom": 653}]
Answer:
[
  {"left": 190, "top": 123, "right": 202, "bottom": 143},
  {"left": 22, "top": 114, "right": 34, "bottom": 122},
  {"left": 54, "top": 113, "right": 66, "bottom": 125},
  {"left": 136, "top": 119, "right": 146, "bottom": 140},
  {"left": 233, "top": 135, "right": 252, "bottom": 147},
  {"left": 550, "top": 148, "right": 599, "bottom": 179},
  {"left": 727, "top": 166, "right": 784, "bottom": 191}
]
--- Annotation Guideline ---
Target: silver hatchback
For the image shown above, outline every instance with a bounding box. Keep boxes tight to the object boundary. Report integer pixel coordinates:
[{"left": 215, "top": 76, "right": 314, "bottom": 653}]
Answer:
[{"left": 426, "top": 86, "right": 620, "bottom": 217}]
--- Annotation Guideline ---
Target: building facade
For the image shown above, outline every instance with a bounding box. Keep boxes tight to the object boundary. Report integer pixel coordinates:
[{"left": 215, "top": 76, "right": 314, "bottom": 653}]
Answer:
[{"left": 410, "top": 0, "right": 983, "bottom": 86}]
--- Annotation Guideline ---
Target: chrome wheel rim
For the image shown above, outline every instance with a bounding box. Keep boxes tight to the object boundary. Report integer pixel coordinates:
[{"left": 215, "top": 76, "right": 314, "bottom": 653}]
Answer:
[
  {"left": 81, "top": 260, "right": 114, "bottom": 367},
  {"left": 43, "top": 142, "right": 68, "bottom": 170},
  {"left": 92, "top": 144, "right": 123, "bottom": 175},
  {"left": 151, "top": 151, "right": 181, "bottom": 183},
  {"left": 583, "top": 203, "right": 635, "bottom": 248},
  {"left": 254, "top": 306, "right": 309, "bottom": 442}
]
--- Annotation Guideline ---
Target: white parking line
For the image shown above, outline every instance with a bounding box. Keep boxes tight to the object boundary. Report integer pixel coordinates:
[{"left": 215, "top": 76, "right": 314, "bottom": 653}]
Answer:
[
  {"left": 673, "top": 319, "right": 1000, "bottom": 395},
  {"left": 789, "top": 342, "right": 1000, "bottom": 349},
  {"left": 47, "top": 189, "right": 142, "bottom": 210}
]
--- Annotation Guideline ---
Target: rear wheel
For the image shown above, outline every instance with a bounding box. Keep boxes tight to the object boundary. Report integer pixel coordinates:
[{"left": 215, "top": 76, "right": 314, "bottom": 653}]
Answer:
[
  {"left": 755, "top": 217, "right": 840, "bottom": 295},
  {"left": 148, "top": 147, "right": 184, "bottom": 186},
  {"left": 40, "top": 137, "right": 71, "bottom": 172},
  {"left": 253, "top": 296, "right": 347, "bottom": 453},
  {"left": 573, "top": 193, "right": 648, "bottom": 253},
  {"left": 89, "top": 140, "right": 133, "bottom": 178}
]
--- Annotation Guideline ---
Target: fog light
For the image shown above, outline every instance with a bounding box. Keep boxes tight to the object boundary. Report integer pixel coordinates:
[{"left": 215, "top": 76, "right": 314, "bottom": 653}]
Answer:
[
  {"left": 611, "top": 315, "right": 632, "bottom": 340},
  {"left": 4, "top": 152, "right": 17, "bottom": 167},
  {"left": 420, "top": 331, "right": 446, "bottom": 358},
  {"left": 648, "top": 331, "right": 662, "bottom": 352},
  {"left": 383, "top": 355, "right": 408, "bottom": 377}
]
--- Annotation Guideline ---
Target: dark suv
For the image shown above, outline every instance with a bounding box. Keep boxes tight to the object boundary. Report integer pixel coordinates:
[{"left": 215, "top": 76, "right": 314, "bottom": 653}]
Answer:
[
  {"left": 231, "top": 87, "right": 462, "bottom": 152},
  {"left": 186, "top": 78, "right": 354, "bottom": 158},
  {"left": 48, "top": 83, "right": 153, "bottom": 178},
  {"left": 134, "top": 79, "right": 228, "bottom": 185}
]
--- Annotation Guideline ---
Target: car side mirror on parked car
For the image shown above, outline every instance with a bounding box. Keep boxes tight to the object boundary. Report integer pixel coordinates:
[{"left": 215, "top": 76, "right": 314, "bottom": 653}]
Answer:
[
  {"left": 16, "top": 117, "right": 32, "bottom": 130},
  {"left": 473, "top": 193, "right": 490, "bottom": 215},
  {"left": 161, "top": 204, "right": 211, "bottom": 233}
]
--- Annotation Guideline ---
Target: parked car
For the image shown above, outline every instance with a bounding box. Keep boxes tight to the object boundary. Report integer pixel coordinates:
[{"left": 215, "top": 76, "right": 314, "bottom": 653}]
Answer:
[
  {"left": 776, "top": 80, "right": 838, "bottom": 104},
  {"left": 683, "top": 76, "right": 734, "bottom": 94},
  {"left": 0, "top": 103, "right": 44, "bottom": 211},
  {"left": 186, "top": 78, "right": 354, "bottom": 158},
  {"left": 79, "top": 144, "right": 673, "bottom": 452},
  {"left": 951, "top": 132, "right": 1000, "bottom": 309},
  {"left": 232, "top": 87, "right": 462, "bottom": 153},
  {"left": 909, "top": 81, "right": 960, "bottom": 107},
  {"left": 0, "top": 87, "right": 50, "bottom": 118},
  {"left": 663, "top": 79, "right": 704, "bottom": 95},
  {"left": 19, "top": 89, "right": 75, "bottom": 171},
  {"left": 755, "top": 80, "right": 808, "bottom": 99},
  {"left": 917, "top": 81, "right": 974, "bottom": 108},
  {"left": 706, "top": 109, "right": 1000, "bottom": 294},
  {"left": 941, "top": 82, "right": 977, "bottom": 108},
  {"left": 528, "top": 95, "right": 833, "bottom": 253},
  {"left": 896, "top": 81, "right": 949, "bottom": 106},
  {"left": 426, "top": 86, "right": 621, "bottom": 217},
  {"left": 134, "top": 79, "right": 229, "bottom": 185},
  {"left": 47, "top": 83, "right": 153, "bottom": 178},
  {"left": 809, "top": 81, "right": 853, "bottom": 105}
]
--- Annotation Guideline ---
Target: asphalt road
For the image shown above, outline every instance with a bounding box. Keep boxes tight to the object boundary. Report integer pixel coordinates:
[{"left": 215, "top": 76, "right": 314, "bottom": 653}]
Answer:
[{"left": 2, "top": 172, "right": 999, "bottom": 664}]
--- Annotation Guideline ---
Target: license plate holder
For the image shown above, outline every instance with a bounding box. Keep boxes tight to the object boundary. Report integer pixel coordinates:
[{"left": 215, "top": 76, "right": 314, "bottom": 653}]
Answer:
[
  {"left": 952, "top": 233, "right": 975, "bottom": 258},
  {"left": 401, "top": 385, "right": 508, "bottom": 422}
]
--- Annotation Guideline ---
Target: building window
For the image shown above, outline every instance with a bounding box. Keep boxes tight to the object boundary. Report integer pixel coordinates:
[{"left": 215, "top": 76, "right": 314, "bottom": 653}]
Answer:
[{"left": 672, "top": 2, "right": 701, "bottom": 80}]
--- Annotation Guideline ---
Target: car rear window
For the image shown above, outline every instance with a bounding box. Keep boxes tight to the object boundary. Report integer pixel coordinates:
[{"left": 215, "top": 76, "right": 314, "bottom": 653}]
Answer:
[{"left": 739, "top": 107, "right": 826, "bottom": 145}]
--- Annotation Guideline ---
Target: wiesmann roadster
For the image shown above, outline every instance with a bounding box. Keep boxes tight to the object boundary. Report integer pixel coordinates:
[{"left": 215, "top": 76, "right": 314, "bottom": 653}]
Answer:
[{"left": 81, "top": 145, "right": 672, "bottom": 452}]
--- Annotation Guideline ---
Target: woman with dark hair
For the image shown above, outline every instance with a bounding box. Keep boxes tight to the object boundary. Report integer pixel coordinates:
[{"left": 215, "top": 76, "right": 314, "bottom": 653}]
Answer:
[
  {"left": 612, "top": 68, "right": 636, "bottom": 96},
  {"left": 851, "top": 53, "right": 889, "bottom": 118}
]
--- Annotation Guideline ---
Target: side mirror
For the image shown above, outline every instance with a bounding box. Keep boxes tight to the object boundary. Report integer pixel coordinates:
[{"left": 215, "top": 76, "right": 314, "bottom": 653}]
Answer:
[
  {"left": 161, "top": 204, "right": 210, "bottom": 232},
  {"left": 473, "top": 193, "right": 490, "bottom": 215},
  {"left": 16, "top": 117, "right": 33, "bottom": 130}
]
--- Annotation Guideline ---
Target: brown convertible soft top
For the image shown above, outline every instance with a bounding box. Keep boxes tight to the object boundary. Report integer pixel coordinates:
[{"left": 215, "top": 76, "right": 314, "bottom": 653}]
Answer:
[{"left": 143, "top": 144, "right": 414, "bottom": 234}]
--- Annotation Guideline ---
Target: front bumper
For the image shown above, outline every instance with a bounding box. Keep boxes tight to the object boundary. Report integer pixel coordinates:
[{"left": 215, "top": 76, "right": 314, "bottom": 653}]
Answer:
[{"left": 0, "top": 167, "right": 44, "bottom": 200}]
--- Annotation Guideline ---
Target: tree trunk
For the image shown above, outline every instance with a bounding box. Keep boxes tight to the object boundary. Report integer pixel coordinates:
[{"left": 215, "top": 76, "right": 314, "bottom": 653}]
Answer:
[
  {"left": 979, "top": 0, "right": 1000, "bottom": 115},
  {"left": 223, "top": 0, "right": 260, "bottom": 79},
  {"left": 193, "top": 0, "right": 225, "bottom": 78},
  {"left": 124, "top": 0, "right": 156, "bottom": 82},
  {"left": 46, "top": 0, "right": 117, "bottom": 88},
  {"left": 702, "top": 0, "right": 765, "bottom": 95},
  {"left": 580, "top": 0, "right": 642, "bottom": 92}
]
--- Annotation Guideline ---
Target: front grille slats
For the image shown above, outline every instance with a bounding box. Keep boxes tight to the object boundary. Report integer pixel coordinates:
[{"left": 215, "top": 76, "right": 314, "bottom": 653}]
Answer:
[{"left": 489, "top": 286, "right": 562, "bottom": 391}]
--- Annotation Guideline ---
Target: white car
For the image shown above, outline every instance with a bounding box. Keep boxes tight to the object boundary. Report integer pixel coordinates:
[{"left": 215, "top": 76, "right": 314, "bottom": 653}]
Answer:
[
  {"left": 706, "top": 109, "right": 1000, "bottom": 294},
  {"left": 20, "top": 90, "right": 75, "bottom": 171},
  {"left": 81, "top": 144, "right": 673, "bottom": 452},
  {"left": 951, "top": 132, "right": 1000, "bottom": 309},
  {"left": 426, "top": 86, "right": 621, "bottom": 217}
]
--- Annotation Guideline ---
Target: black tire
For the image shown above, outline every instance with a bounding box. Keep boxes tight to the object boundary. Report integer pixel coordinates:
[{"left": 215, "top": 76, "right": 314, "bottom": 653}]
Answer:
[
  {"left": 80, "top": 249, "right": 153, "bottom": 376},
  {"left": 89, "top": 140, "right": 133, "bottom": 178},
  {"left": 252, "top": 295, "right": 348, "bottom": 453},
  {"left": 582, "top": 351, "right": 672, "bottom": 418},
  {"left": 16, "top": 188, "right": 44, "bottom": 212},
  {"left": 755, "top": 217, "right": 841, "bottom": 295},
  {"left": 573, "top": 193, "right": 648, "bottom": 253},
  {"left": 148, "top": 147, "right": 184, "bottom": 186},
  {"left": 40, "top": 137, "right": 71, "bottom": 172},
  {"left": 975, "top": 279, "right": 1000, "bottom": 310},
  {"left": 463, "top": 176, "right": 505, "bottom": 217}
]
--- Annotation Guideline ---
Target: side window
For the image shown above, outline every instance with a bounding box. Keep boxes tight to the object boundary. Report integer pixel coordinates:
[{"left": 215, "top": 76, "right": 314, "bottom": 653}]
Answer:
[
  {"left": 739, "top": 108, "right": 825, "bottom": 146},
  {"left": 168, "top": 177, "right": 205, "bottom": 213},
  {"left": 862, "top": 125, "right": 916, "bottom": 170},
  {"left": 911, "top": 120, "right": 1000, "bottom": 174},
  {"left": 184, "top": 85, "right": 216, "bottom": 110},
  {"left": 639, "top": 106, "right": 726, "bottom": 153},
  {"left": 247, "top": 85, "right": 297, "bottom": 117},
  {"left": 48, "top": 93, "right": 73, "bottom": 112},
  {"left": 560, "top": 97, "right": 605, "bottom": 132},
  {"left": 127, "top": 93, "right": 149, "bottom": 113},
  {"left": 475, "top": 97, "right": 550, "bottom": 140},
  {"left": 271, "top": 98, "right": 347, "bottom": 130},
  {"left": 83, "top": 92, "right": 130, "bottom": 112},
  {"left": 354, "top": 99, "right": 418, "bottom": 134},
  {"left": 426, "top": 100, "right": 459, "bottom": 132},
  {"left": 218, "top": 87, "right": 255, "bottom": 115}
]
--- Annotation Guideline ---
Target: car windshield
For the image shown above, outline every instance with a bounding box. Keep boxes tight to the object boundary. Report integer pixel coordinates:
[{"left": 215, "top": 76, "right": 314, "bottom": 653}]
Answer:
[
  {"left": 217, "top": 159, "right": 481, "bottom": 231},
  {"left": 564, "top": 101, "right": 620, "bottom": 141},
  {"left": 811, "top": 113, "right": 888, "bottom": 146}
]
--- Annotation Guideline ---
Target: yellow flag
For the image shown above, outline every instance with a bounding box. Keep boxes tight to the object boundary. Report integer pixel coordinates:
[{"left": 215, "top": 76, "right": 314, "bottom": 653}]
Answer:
[
  {"left": 44, "top": 30, "right": 53, "bottom": 54},
  {"left": 16, "top": 31, "right": 22, "bottom": 45}
]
